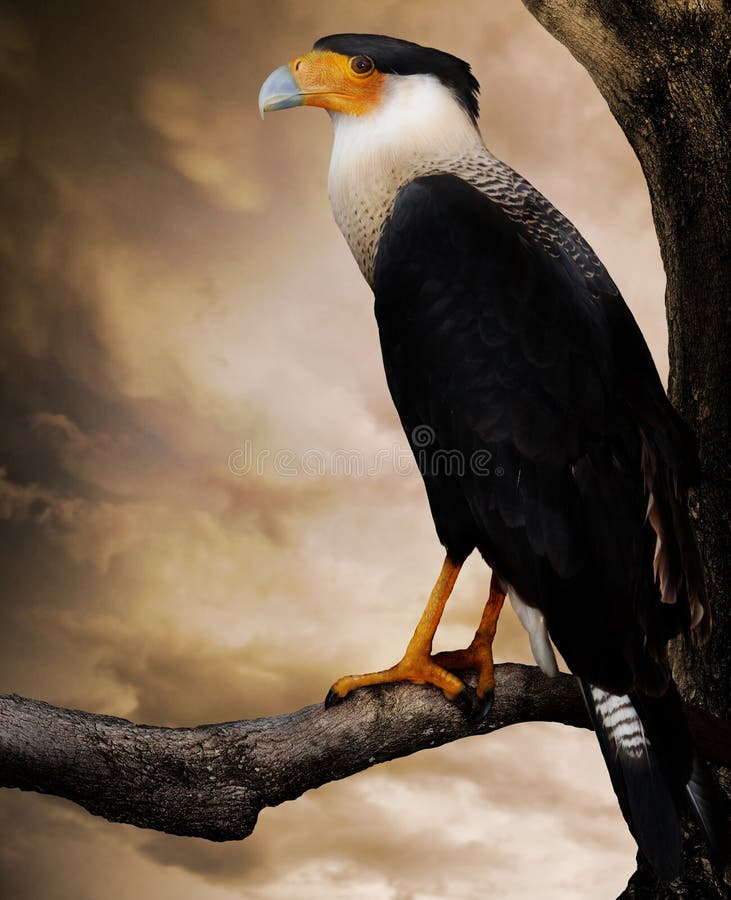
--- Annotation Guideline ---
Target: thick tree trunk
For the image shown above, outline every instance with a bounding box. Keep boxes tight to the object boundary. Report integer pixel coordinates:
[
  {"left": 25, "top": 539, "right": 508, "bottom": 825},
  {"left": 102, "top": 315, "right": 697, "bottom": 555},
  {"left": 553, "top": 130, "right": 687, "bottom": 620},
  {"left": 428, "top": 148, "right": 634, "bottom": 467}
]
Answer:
[{"left": 520, "top": 1, "right": 730, "bottom": 896}]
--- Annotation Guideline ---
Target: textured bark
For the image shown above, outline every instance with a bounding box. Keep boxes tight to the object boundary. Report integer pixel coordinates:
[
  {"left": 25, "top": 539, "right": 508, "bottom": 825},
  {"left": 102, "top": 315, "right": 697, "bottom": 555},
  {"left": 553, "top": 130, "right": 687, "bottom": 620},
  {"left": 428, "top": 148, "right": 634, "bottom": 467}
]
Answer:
[
  {"left": 0, "top": 664, "right": 589, "bottom": 839},
  {"left": 521, "top": 1, "right": 730, "bottom": 896},
  {"left": 1, "top": 665, "right": 728, "bottom": 845},
  {"left": 0, "top": 5, "right": 727, "bottom": 895}
]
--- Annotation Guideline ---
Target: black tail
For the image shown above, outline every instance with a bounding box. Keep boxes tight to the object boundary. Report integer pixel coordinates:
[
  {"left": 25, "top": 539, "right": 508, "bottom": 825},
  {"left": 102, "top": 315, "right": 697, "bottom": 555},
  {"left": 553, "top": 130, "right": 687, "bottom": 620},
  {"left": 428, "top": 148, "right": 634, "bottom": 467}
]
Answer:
[{"left": 580, "top": 679, "right": 727, "bottom": 880}]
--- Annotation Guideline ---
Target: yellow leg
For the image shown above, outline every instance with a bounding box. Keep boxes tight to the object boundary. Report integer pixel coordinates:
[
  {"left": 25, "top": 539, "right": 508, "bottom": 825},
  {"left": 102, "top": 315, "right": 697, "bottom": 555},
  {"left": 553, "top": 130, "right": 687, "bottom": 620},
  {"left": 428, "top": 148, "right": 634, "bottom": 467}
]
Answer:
[
  {"left": 326, "top": 556, "right": 468, "bottom": 707},
  {"left": 431, "top": 574, "right": 505, "bottom": 717}
]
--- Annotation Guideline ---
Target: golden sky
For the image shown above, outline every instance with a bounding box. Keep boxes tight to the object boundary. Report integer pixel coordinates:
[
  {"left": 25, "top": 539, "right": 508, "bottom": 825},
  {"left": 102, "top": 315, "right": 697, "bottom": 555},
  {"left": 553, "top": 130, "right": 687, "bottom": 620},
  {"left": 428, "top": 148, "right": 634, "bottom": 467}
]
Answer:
[{"left": 0, "top": 1, "right": 667, "bottom": 897}]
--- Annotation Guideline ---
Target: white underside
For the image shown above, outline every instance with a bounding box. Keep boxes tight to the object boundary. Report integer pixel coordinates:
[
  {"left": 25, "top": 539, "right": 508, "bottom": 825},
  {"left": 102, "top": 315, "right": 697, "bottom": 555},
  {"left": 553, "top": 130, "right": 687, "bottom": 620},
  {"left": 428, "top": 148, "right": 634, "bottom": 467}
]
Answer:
[
  {"left": 328, "top": 74, "right": 485, "bottom": 284},
  {"left": 507, "top": 586, "right": 559, "bottom": 677}
]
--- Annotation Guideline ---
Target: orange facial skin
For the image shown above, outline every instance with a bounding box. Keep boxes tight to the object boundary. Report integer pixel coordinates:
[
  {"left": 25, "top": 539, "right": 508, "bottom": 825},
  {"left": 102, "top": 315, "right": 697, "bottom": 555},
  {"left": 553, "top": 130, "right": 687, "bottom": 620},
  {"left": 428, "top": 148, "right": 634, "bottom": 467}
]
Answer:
[{"left": 289, "top": 50, "right": 386, "bottom": 116}]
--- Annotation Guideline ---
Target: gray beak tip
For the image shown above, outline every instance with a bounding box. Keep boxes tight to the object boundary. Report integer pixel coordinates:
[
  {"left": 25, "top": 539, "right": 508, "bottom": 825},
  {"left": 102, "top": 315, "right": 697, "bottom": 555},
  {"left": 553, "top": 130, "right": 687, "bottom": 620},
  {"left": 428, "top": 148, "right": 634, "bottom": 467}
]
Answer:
[{"left": 258, "top": 64, "right": 304, "bottom": 117}]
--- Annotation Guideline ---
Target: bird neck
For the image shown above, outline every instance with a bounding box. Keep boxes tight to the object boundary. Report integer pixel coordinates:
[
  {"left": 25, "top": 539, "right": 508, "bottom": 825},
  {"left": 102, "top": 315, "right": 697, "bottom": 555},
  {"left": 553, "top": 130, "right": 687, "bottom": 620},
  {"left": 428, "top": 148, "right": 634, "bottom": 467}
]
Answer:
[{"left": 326, "top": 74, "right": 486, "bottom": 285}]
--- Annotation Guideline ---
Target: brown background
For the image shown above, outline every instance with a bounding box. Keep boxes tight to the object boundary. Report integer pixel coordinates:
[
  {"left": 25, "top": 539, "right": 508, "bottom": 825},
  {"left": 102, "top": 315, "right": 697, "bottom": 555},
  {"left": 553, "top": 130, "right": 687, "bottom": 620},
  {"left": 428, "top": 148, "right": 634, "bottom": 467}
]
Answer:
[{"left": 0, "top": 1, "right": 667, "bottom": 897}]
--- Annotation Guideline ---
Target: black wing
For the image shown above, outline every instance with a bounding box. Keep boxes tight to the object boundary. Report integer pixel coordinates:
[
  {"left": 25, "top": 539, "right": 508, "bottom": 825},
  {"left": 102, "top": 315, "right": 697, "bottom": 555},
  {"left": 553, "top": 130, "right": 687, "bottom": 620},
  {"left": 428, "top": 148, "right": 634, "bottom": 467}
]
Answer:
[
  {"left": 373, "top": 173, "right": 722, "bottom": 874},
  {"left": 373, "top": 173, "right": 703, "bottom": 693}
]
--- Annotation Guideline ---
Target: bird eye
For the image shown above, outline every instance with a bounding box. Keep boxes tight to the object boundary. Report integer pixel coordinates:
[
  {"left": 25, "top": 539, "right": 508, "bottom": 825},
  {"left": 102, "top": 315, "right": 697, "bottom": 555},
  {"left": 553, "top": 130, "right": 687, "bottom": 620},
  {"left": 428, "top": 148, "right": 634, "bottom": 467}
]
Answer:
[{"left": 350, "top": 55, "right": 374, "bottom": 76}]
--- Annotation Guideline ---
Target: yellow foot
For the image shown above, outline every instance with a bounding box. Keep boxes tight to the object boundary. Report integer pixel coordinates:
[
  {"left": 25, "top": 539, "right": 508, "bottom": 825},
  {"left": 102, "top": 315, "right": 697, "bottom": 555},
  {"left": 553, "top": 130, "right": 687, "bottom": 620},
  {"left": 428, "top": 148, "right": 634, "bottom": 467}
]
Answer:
[
  {"left": 324, "top": 559, "right": 502, "bottom": 723},
  {"left": 430, "top": 579, "right": 505, "bottom": 723},
  {"left": 325, "top": 655, "right": 474, "bottom": 715},
  {"left": 431, "top": 638, "right": 496, "bottom": 723}
]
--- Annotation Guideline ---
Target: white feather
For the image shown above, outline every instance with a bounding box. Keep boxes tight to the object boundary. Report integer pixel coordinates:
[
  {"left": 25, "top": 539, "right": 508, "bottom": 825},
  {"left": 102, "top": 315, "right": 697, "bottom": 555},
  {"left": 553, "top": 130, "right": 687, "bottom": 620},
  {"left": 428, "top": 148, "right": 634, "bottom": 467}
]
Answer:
[
  {"left": 327, "top": 74, "right": 484, "bottom": 283},
  {"left": 507, "top": 587, "right": 560, "bottom": 677},
  {"left": 591, "top": 686, "right": 648, "bottom": 758}
]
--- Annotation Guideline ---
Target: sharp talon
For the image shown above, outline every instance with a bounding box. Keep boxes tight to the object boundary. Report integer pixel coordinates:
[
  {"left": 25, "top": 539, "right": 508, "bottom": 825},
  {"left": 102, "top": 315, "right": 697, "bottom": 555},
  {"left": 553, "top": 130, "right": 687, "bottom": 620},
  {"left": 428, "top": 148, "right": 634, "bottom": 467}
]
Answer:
[
  {"left": 470, "top": 689, "right": 494, "bottom": 724},
  {"left": 325, "top": 687, "right": 345, "bottom": 708},
  {"left": 452, "top": 687, "right": 476, "bottom": 718}
]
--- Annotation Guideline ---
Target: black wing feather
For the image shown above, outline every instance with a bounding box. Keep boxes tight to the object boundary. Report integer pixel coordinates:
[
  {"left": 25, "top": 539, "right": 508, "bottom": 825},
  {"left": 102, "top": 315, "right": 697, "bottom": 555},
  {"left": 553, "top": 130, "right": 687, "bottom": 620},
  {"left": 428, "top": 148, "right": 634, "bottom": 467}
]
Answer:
[
  {"left": 375, "top": 174, "right": 664, "bottom": 690},
  {"left": 579, "top": 680, "right": 684, "bottom": 880},
  {"left": 373, "top": 172, "right": 719, "bottom": 874}
]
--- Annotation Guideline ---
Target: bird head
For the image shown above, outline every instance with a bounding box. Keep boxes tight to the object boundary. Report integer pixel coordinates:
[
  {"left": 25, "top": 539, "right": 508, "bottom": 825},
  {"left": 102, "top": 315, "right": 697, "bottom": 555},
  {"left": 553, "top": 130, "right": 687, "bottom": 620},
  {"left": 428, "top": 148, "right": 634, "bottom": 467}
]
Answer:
[
  {"left": 259, "top": 35, "right": 484, "bottom": 285},
  {"left": 259, "top": 33, "right": 480, "bottom": 125}
]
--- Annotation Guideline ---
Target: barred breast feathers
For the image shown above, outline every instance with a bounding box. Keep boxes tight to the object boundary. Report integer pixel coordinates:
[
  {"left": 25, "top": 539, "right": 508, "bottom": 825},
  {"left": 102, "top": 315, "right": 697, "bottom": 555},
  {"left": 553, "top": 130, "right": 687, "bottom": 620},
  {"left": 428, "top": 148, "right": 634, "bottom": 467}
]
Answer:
[{"left": 327, "top": 72, "right": 608, "bottom": 290}]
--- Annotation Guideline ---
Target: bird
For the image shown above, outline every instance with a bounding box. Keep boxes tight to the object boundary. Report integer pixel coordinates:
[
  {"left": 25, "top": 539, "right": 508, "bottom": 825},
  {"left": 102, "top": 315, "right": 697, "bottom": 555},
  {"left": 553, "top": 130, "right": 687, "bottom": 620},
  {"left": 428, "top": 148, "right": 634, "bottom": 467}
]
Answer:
[{"left": 259, "top": 33, "right": 725, "bottom": 878}]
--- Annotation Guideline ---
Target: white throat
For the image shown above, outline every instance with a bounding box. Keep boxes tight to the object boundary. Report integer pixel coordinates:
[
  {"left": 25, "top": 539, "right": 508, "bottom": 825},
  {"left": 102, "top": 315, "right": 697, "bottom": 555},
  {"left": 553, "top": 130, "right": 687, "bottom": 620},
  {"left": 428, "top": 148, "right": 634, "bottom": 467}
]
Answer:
[{"left": 327, "top": 74, "right": 485, "bottom": 285}]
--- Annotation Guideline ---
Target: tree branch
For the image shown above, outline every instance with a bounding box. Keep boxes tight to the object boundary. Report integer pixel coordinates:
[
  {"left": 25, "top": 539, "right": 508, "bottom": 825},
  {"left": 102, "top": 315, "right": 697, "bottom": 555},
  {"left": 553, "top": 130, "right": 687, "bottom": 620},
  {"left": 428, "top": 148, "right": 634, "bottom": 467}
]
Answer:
[
  {"left": 2, "top": 663, "right": 728, "bottom": 842},
  {"left": 0, "top": 664, "right": 589, "bottom": 840}
]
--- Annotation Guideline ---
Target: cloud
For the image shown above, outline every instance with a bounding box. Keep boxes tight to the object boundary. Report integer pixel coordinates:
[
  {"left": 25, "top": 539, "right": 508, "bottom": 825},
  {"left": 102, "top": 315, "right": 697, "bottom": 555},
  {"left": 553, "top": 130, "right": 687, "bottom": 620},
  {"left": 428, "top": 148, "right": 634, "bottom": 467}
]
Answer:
[
  {"left": 135, "top": 724, "right": 634, "bottom": 899},
  {"left": 139, "top": 76, "right": 269, "bottom": 213},
  {"left": 0, "top": 791, "right": 245, "bottom": 900},
  {"left": 76, "top": 622, "right": 340, "bottom": 725},
  {"left": 0, "top": 1, "right": 659, "bottom": 898},
  {"left": 0, "top": 7, "right": 35, "bottom": 92}
]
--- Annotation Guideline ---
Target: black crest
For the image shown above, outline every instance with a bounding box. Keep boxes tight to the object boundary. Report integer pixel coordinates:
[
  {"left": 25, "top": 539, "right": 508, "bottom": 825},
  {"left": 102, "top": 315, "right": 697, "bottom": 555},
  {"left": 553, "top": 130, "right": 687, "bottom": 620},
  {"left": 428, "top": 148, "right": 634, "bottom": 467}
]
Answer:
[{"left": 313, "top": 34, "right": 480, "bottom": 122}]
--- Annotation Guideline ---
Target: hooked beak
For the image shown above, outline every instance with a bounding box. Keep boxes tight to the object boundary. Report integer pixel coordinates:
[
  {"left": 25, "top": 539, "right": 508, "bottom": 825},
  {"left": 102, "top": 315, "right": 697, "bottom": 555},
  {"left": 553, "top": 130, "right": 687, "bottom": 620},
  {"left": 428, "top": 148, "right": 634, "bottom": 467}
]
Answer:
[
  {"left": 258, "top": 65, "right": 303, "bottom": 117},
  {"left": 259, "top": 51, "right": 384, "bottom": 119}
]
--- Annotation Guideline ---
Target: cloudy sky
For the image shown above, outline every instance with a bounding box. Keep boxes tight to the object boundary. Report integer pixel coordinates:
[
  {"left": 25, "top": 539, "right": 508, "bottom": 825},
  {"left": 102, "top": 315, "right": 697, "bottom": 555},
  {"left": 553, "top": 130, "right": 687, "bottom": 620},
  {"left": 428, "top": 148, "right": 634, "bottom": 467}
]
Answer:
[{"left": 0, "top": 1, "right": 667, "bottom": 897}]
